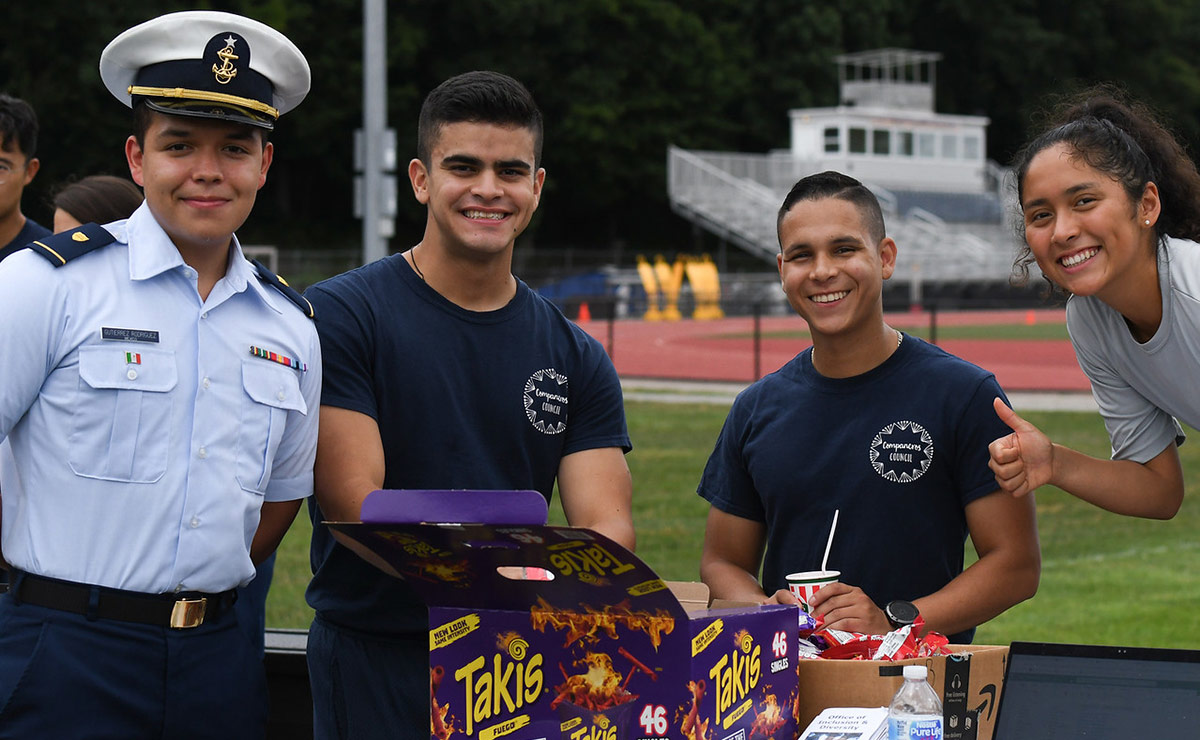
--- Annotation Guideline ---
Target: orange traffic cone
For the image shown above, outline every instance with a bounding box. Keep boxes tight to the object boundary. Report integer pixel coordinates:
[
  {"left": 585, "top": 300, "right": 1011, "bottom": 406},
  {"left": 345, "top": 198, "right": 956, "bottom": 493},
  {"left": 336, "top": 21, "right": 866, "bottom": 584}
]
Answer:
[
  {"left": 578, "top": 301, "right": 591, "bottom": 322},
  {"left": 1025, "top": 310, "right": 1036, "bottom": 326}
]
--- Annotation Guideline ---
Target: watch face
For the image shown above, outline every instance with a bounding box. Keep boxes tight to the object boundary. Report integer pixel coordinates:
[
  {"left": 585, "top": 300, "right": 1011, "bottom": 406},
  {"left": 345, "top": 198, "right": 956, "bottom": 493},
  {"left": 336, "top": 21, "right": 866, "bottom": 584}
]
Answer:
[{"left": 888, "top": 600, "right": 919, "bottom": 625}]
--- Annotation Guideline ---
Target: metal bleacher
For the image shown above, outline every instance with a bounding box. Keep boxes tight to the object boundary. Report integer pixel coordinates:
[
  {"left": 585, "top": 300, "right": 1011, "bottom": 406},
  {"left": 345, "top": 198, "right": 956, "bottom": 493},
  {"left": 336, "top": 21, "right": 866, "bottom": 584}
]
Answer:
[
  {"left": 666, "top": 146, "right": 1023, "bottom": 294},
  {"left": 890, "top": 190, "right": 1004, "bottom": 223}
]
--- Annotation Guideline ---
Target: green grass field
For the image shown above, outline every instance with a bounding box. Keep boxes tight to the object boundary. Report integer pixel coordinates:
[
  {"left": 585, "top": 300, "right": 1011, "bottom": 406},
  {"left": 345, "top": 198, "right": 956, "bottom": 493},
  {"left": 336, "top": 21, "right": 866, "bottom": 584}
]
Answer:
[{"left": 266, "top": 401, "right": 1200, "bottom": 649}]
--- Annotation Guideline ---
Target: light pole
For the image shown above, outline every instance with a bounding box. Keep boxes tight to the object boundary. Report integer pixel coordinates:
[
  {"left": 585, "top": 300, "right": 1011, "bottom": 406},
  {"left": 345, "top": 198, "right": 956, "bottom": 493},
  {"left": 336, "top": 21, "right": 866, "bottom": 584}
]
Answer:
[{"left": 357, "top": 0, "right": 394, "bottom": 265}]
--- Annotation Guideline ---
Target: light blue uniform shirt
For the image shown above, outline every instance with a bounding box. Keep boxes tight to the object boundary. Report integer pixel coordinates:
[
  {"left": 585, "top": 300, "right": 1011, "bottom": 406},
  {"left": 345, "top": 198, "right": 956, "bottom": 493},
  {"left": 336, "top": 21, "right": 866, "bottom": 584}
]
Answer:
[{"left": 0, "top": 203, "right": 321, "bottom": 594}]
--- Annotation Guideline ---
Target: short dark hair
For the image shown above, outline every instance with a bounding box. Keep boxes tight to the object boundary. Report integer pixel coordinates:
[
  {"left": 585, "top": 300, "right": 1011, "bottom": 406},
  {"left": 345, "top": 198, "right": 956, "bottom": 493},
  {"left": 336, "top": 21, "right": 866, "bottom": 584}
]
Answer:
[
  {"left": 776, "top": 171, "right": 886, "bottom": 248},
  {"left": 416, "top": 71, "right": 543, "bottom": 167},
  {"left": 52, "top": 175, "right": 144, "bottom": 226},
  {"left": 0, "top": 93, "right": 38, "bottom": 160},
  {"left": 132, "top": 102, "right": 270, "bottom": 148}
]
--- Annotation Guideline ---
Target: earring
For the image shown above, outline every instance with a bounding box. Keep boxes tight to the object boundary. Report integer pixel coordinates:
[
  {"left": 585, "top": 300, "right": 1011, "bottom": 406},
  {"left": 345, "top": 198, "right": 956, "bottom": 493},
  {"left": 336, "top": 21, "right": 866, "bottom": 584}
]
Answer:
[{"left": 1145, "top": 219, "right": 1152, "bottom": 226}]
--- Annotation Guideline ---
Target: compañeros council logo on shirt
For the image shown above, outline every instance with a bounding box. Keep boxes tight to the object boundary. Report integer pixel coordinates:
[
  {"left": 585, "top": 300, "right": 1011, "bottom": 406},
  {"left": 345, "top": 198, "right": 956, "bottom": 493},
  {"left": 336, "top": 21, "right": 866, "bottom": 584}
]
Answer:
[
  {"left": 524, "top": 368, "right": 568, "bottom": 434},
  {"left": 869, "top": 420, "right": 933, "bottom": 483}
]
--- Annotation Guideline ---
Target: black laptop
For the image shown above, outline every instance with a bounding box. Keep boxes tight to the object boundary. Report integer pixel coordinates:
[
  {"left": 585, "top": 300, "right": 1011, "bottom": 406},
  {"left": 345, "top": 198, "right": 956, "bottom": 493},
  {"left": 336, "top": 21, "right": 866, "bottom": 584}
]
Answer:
[{"left": 992, "top": 641, "right": 1200, "bottom": 738}]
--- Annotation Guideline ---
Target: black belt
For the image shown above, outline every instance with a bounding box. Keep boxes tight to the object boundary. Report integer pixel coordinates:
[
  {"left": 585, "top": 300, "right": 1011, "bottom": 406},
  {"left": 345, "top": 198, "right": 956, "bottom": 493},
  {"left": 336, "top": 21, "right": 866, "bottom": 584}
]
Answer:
[{"left": 9, "top": 571, "right": 237, "bottom": 629}]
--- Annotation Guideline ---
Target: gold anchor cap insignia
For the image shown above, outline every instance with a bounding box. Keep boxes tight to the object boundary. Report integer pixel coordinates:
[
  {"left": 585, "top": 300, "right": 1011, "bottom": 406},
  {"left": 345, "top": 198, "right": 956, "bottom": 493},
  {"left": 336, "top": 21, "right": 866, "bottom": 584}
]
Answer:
[{"left": 212, "top": 35, "right": 239, "bottom": 85}]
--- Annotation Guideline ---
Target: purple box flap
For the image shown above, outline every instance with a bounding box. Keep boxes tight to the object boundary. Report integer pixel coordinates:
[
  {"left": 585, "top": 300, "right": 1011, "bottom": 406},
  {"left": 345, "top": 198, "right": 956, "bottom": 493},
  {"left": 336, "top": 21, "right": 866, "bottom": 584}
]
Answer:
[
  {"left": 359, "top": 489, "right": 548, "bottom": 525},
  {"left": 327, "top": 519, "right": 686, "bottom": 618}
]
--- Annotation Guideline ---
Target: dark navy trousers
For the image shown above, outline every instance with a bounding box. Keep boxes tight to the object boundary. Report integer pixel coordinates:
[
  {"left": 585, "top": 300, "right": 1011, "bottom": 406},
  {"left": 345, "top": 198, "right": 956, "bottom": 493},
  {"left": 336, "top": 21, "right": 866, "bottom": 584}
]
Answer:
[
  {"left": 307, "top": 616, "right": 426, "bottom": 740},
  {"left": 0, "top": 592, "right": 267, "bottom": 739}
]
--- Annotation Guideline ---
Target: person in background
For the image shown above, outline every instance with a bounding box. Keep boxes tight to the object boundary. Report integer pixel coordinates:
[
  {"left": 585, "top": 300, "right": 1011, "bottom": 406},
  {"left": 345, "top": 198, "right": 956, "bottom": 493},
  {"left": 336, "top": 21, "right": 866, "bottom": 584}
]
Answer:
[
  {"left": 0, "top": 11, "right": 319, "bottom": 737},
  {"left": 303, "top": 70, "right": 634, "bottom": 738},
  {"left": 989, "top": 87, "right": 1200, "bottom": 520},
  {"left": 51, "top": 174, "right": 143, "bottom": 232},
  {"left": 698, "top": 171, "right": 1040, "bottom": 643},
  {"left": 0, "top": 94, "right": 49, "bottom": 261},
  {"left": 0, "top": 95, "right": 45, "bottom": 590}
]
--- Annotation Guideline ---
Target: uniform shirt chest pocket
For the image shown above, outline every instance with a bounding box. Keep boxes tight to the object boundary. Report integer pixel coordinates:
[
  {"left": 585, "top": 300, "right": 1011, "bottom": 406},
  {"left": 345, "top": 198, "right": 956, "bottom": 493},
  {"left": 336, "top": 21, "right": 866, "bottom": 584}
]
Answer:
[
  {"left": 237, "top": 361, "right": 307, "bottom": 494},
  {"left": 70, "top": 345, "right": 178, "bottom": 483}
]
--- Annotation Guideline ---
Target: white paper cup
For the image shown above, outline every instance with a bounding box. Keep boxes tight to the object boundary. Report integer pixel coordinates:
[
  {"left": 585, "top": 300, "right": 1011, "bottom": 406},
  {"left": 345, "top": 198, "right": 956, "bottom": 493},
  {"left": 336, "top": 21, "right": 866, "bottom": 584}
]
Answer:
[{"left": 785, "top": 570, "right": 840, "bottom": 612}]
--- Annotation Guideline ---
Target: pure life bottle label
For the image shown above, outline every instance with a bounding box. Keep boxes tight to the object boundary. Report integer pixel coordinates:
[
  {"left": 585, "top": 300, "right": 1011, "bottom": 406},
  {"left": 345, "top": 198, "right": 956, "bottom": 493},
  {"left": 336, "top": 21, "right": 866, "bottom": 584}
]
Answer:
[{"left": 888, "top": 716, "right": 943, "bottom": 739}]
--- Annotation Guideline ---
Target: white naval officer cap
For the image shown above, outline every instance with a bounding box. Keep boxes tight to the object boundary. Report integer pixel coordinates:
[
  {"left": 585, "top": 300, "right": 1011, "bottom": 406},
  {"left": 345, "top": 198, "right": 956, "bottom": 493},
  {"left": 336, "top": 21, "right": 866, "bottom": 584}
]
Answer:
[{"left": 99, "top": 10, "right": 310, "bottom": 130}]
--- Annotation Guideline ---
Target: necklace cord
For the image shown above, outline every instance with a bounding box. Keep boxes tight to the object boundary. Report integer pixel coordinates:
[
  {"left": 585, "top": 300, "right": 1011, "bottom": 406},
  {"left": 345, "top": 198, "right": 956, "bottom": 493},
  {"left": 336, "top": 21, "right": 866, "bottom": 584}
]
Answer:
[{"left": 408, "top": 247, "right": 425, "bottom": 281}]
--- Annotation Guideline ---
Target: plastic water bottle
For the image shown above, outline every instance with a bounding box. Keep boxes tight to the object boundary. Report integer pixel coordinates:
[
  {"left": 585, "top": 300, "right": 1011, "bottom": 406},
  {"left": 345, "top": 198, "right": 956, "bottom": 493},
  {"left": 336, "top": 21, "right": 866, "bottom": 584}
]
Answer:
[{"left": 887, "top": 664, "right": 943, "bottom": 740}]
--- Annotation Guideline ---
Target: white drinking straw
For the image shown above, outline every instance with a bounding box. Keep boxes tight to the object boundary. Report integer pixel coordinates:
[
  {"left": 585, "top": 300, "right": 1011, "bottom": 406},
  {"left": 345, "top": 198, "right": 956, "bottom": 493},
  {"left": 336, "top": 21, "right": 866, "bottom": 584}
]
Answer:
[{"left": 820, "top": 509, "right": 839, "bottom": 572}]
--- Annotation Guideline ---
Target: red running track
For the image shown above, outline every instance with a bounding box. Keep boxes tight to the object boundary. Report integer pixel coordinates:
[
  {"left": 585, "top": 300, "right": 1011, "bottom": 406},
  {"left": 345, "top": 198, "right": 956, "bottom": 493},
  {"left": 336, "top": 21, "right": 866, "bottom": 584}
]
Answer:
[{"left": 577, "top": 309, "right": 1090, "bottom": 392}]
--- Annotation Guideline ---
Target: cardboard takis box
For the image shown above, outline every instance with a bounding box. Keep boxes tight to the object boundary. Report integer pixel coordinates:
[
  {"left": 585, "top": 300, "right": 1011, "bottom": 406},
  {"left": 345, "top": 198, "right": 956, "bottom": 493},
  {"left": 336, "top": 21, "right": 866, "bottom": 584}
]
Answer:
[
  {"left": 329, "top": 490, "right": 799, "bottom": 740},
  {"left": 795, "top": 645, "right": 1008, "bottom": 740}
]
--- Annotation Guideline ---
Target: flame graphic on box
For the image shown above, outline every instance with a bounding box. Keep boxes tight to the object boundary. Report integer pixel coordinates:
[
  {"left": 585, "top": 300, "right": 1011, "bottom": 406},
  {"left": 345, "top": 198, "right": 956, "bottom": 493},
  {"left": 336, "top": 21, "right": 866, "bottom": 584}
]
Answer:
[
  {"left": 529, "top": 596, "right": 675, "bottom": 649},
  {"left": 430, "top": 665, "right": 459, "bottom": 740},
  {"left": 747, "top": 693, "right": 788, "bottom": 738},
  {"left": 676, "top": 679, "right": 713, "bottom": 740},
  {"left": 551, "top": 651, "right": 637, "bottom": 712}
]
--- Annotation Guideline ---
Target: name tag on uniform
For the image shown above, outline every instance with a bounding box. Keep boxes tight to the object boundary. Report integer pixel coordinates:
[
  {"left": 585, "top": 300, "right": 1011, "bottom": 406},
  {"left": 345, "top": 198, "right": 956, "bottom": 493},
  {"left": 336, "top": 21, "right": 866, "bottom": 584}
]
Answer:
[{"left": 102, "top": 327, "right": 160, "bottom": 343}]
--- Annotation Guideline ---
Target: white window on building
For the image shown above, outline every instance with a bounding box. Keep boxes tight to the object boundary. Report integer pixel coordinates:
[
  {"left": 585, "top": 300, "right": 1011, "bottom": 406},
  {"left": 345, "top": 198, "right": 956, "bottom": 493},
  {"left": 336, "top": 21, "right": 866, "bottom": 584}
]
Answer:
[
  {"left": 963, "top": 135, "right": 981, "bottom": 160},
  {"left": 917, "top": 132, "right": 936, "bottom": 158},
  {"left": 872, "top": 129, "right": 890, "bottom": 155},
  {"left": 849, "top": 127, "right": 867, "bottom": 154},
  {"left": 898, "top": 131, "right": 914, "bottom": 156},
  {"left": 824, "top": 127, "right": 840, "bottom": 153},
  {"left": 941, "top": 134, "right": 958, "bottom": 159}
]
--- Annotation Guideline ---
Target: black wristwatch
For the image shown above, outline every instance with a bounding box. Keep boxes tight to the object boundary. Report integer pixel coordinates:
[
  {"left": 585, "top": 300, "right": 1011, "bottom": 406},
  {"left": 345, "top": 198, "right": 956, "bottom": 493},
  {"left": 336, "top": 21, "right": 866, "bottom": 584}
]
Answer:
[{"left": 885, "top": 599, "right": 920, "bottom": 629}]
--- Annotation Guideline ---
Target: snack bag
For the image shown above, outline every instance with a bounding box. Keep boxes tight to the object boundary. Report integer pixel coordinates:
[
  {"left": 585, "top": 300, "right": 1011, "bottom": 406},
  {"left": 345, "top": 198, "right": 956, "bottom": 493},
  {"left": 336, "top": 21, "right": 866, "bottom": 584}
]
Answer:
[{"left": 809, "top": 616, "right": 952, "bottom": 661}]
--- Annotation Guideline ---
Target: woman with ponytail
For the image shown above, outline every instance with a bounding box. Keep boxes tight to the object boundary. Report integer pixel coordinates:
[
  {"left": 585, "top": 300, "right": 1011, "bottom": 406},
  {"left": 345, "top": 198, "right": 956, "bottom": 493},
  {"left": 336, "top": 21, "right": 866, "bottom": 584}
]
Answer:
[{"left": 989, "top": 87, "right": 1200, "bottom": 518}]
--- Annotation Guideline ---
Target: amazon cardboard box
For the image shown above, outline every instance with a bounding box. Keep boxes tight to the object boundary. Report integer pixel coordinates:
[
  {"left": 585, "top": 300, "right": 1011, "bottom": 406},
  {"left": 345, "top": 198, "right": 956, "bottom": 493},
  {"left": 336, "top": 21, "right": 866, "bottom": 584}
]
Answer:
[
  {"left": 796, "top": 644, "right": 1008, "bottom": 740},
  {"left": 329, "top": 490, "right": 799, "bottom": 740}
]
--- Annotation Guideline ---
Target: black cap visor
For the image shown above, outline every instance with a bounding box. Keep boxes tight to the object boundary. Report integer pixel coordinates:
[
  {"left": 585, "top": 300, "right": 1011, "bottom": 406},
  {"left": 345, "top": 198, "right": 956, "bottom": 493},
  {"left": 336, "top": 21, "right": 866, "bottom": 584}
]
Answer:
[{"left": 139, "top": 95, "right": 275, "bottom": 130}]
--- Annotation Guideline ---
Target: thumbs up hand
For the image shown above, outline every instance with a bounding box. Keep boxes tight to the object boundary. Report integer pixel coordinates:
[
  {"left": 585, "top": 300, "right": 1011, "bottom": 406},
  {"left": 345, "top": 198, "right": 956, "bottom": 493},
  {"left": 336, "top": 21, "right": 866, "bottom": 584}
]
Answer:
[{"left": 988, "top": 397, "right": 1053, "bottom": 497}]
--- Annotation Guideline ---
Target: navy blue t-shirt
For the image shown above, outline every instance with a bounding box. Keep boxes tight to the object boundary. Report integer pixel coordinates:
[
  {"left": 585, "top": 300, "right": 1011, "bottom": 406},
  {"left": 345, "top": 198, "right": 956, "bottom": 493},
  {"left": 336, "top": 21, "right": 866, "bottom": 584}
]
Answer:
[
  {"left": 0, "top": 218, "right": 51, "bottom": 263},
  {"left": 305, "top": 255, "right": 630, "bottom": 635},
  {"left": 698, "top": 336, "right": 1010, "bottom": 643}
]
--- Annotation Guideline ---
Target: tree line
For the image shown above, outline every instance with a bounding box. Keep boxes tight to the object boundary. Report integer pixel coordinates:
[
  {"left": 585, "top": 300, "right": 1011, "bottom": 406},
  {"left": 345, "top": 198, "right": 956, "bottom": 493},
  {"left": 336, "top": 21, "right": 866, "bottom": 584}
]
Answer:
[{"left": 5, "top": 0, "right": 1198, "bottom": 257}]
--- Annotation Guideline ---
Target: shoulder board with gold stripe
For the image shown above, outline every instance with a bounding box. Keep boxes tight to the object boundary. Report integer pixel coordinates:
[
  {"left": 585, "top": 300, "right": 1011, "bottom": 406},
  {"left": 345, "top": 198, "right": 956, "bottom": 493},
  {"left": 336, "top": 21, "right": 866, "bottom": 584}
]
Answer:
[
  {"left": 252, "top": 259, "right": 315, "bottom": 320},
  {"left": 28, "top": 223, "right": 116, "bottom": 267}
]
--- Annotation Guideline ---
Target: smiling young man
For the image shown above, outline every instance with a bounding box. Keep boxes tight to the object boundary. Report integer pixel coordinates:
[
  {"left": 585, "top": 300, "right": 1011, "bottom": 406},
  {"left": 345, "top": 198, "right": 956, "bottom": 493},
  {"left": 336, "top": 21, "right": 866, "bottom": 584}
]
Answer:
[
  {"left": 0, "top": 94, "right": 49, "bottom": 261},
  {"left": 303, "top": 71, "right": 633, "bottom": 739},
  {"left": 697, "top": 171, "right": 1040, "bottom": 643},
  {"left": 0, "top": 12, "right": 318, "bottom": 737}
]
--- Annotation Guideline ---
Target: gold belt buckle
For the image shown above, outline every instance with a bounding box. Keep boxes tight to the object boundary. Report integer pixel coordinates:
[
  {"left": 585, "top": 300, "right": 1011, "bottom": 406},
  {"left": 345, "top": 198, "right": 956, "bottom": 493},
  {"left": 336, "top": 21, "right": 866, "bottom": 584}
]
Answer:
[{"left": 169, "top": 597, "right": 208, "bottom": 629}]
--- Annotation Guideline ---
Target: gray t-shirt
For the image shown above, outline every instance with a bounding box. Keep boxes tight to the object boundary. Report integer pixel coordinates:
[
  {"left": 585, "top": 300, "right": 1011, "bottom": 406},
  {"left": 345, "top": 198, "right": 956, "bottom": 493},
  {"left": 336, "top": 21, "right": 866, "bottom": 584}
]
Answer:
[{"left": 1066, "top": 236, "right": 1199, "bottom": 463}]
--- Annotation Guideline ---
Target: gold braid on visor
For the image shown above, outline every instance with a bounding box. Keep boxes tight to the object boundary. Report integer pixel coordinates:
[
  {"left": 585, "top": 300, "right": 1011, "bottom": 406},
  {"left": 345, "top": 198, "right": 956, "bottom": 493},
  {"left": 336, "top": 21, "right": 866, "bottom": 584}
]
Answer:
[{"left": 128, "top": 86, "right": 279, "bottom": 119}]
